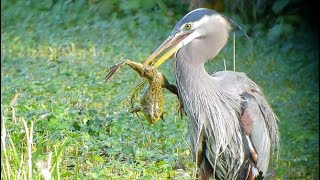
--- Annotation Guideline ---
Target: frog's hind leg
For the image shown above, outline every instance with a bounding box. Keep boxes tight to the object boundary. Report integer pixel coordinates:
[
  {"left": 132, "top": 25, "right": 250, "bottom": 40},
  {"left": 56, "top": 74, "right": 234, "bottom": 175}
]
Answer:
[
  {"left": 105, "top": 59, "right": 145, "bottom": 81},
  {"left": 130, "top": 81, "right": 145, "bottom": 108},
  {"left": 130, "top": 106, "right": 142, "bottom": 118},
  {"left": 138, "top": 117, "right": 164, "bottom": 155}
]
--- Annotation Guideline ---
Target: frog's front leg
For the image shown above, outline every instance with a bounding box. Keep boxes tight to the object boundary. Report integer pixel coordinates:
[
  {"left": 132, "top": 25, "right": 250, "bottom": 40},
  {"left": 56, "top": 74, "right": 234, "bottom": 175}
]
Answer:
[
  {"left": 162, "top": 75, "right": 178, "bottom": 96},
  {"left": 161, "top": 74, "right": 185, "bottom": 117},
  {"left": 130, "top": 106, "right": 142, "bottom": 118}
]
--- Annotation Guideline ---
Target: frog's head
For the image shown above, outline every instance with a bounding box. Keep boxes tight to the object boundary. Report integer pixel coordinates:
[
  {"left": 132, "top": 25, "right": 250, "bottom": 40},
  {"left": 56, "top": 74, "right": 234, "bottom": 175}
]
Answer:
[{"left": 143, "top": 66, "right": 157, "bottom": 79}]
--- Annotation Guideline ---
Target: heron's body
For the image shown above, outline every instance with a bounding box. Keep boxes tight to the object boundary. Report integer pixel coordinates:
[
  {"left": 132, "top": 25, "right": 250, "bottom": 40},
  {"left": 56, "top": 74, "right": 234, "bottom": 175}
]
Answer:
[
  {"left": 144, "top": 8, "right": 279, "bottom": 179},
  {"left": 176, "top": 67, "right": 276, "bottom": 179}
]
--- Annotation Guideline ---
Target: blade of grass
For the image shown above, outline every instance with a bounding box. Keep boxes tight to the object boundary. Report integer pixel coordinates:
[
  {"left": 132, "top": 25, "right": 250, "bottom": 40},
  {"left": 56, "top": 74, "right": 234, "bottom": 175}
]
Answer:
[
  {"left": 8, "top": 133, "right": 21, "bottom": 171},
  {"left": 1, "top": 92, "right": 20, "bottom": 179},
  {"left": 1, "top": 118, "right": 11, "bottom": 180},
  {"left": 233, "top": 31, "right": 236, "bottom": 72},
  {"left": 33, "top": 135, "right": 45, "bottom": 161},
  {"left": 22, "top": 118, "right": 33, "bottom": 180},
  {"left": 223, "top": 57, "right": 227, "bottom": 71},
  {"left": 50, "top": 137, "right": 68, "bottom": 179}
]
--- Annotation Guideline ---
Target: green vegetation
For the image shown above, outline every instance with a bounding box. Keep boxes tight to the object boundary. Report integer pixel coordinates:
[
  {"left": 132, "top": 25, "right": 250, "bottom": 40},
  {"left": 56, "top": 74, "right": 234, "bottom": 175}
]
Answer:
[{"left": 1, "top": 0, "right": 318, "bottom": 179}]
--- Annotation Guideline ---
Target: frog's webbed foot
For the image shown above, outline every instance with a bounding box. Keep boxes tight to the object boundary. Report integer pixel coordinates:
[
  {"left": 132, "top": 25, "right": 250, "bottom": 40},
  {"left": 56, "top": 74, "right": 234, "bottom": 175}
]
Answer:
[
  {"left": 105, "top": 62, "right": 123, "bottom": 81},
  {"left": 177, "top": 100, "right": 186, "bottom": 118},
  {"left": 160, "top": 113, "right": 165, "bottom": 122}
]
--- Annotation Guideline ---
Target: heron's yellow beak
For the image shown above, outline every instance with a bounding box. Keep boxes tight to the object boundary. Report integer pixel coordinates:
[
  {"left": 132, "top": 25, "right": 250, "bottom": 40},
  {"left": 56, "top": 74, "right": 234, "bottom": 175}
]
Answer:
[{"left": 144, "top": 32, "right": 190, "bottom": 68}]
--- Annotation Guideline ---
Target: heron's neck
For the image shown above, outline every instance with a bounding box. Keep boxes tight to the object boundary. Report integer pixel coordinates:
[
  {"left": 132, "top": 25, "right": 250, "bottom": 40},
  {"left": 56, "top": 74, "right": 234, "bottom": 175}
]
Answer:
[
  {"left": 174, "top": 57, "right": 243, "bottom": 160},
  {"left": 174, "top": 58, "right": 214, "bottom": 94},
  {"left": 174, "top": 57, "right": 242, "bottom": 127}
]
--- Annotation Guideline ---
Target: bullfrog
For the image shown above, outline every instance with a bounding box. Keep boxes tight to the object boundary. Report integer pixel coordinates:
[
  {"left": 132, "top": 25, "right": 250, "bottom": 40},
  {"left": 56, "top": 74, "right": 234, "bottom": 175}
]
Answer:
[{"left": 106, "top": 59, "right": 178, "bottom": 124}]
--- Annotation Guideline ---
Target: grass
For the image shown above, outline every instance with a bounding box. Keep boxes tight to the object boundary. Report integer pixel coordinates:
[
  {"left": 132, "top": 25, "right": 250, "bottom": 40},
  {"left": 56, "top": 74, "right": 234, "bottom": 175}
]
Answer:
[{"left": 1, "top": 0, "right": 319, "bottom": 179}]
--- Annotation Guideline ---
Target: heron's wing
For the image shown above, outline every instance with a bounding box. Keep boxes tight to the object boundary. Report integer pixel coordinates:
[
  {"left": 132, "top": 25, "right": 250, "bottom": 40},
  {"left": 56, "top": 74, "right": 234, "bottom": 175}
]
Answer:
[
  {"left": 212, "top": 71, "right": 279, "bottom": 176},
  {"left": 240, "top": 92, "right": 271, "bottom": 176}
]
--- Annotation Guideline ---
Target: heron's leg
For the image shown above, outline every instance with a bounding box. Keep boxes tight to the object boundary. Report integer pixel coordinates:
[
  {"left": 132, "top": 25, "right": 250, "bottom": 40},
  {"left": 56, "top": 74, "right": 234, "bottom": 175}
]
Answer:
[
  {"left": 200, "top": 155, "right": 213, "bottom": 180},
  {"left": 105, "top": 59, "right": 145, "bottom": 81}
]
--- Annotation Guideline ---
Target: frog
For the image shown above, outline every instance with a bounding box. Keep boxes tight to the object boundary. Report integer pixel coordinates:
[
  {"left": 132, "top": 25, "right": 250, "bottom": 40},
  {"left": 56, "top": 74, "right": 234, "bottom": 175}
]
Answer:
[{"left": 105, "top": 59, "right": 179, "bottom": 124}]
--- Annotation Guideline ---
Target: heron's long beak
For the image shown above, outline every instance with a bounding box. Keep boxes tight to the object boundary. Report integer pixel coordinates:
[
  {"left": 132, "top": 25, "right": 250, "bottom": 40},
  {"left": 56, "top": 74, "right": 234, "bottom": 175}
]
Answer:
[{"left": 144, "top": 32, "right": 193, "bottom": 67}]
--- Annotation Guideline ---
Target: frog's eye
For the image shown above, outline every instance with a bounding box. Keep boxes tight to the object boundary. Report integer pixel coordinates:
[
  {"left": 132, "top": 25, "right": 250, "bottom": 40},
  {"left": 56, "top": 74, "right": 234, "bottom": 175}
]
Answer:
[{"left": 184, "top": 23, "right": 192, "bottom": 30}]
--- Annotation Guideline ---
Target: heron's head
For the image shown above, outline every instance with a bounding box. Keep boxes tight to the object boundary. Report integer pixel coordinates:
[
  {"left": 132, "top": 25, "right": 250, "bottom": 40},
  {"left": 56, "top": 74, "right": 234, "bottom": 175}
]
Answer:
[{"left": 144, "top": 8, "right": 231, "bottom": 67}]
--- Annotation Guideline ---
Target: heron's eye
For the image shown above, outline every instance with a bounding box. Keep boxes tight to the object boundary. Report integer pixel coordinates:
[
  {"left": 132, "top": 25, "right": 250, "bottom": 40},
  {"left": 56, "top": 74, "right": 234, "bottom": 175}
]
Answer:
[{"left": 184, "top": 23, "right": 192, "bottom": 30}]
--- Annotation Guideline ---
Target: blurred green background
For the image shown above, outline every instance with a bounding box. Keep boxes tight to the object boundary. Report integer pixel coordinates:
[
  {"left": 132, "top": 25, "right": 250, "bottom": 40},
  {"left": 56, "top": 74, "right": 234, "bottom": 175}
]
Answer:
[{"left": 1, "top": 0, "right": 318, "bottom": 179}]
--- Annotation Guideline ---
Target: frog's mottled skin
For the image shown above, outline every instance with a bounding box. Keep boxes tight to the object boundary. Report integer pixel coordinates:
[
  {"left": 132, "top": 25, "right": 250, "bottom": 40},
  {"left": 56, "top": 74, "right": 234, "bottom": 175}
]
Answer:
[
  {"left": 134, "top": 66, "right": 165, "bottom": 124},
  {"left": 106, "top": 59, "right": 178, "bottom": 124}
]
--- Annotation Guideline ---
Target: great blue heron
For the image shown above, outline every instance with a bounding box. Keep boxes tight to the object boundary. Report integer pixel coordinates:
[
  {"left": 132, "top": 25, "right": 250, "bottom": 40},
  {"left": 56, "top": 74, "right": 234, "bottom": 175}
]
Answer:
[{"left": 144, "top": 8, "right": 279, "bottom": 179}]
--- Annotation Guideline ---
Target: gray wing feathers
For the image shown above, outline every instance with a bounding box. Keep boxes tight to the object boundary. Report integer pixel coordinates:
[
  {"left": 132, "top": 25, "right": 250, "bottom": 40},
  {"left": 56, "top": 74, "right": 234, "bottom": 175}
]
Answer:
[
  {"left": 213, "top": 70, "right": 280, "bottom": 175},
  {"left": 242, "top": 92, "right": 271, "bottom": 174}
]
